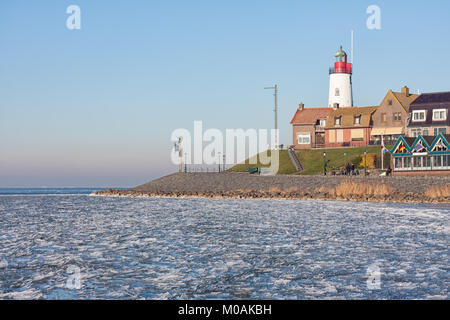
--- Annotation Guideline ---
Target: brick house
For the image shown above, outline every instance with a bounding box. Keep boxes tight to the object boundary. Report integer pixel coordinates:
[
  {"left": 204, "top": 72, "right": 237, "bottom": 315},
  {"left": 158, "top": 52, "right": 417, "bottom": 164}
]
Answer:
[
  {"left": 407, "top": 92, "right": 450, "bottom": 137},
  {"left": 290, "top": 103, "right": 333, "bottom": 149},
  {"left": 371, "top": 86, "right": 419, "bottom": 144},
  {"left": 324, "top": 106, "right": 378, "bottom": 148}
]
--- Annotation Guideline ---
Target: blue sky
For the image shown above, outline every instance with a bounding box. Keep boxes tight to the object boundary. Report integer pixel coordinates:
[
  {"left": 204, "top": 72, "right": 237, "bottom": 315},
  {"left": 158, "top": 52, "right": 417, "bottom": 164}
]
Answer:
[{"left": 1, "top": 0, "right": 449, "bottom": 187}]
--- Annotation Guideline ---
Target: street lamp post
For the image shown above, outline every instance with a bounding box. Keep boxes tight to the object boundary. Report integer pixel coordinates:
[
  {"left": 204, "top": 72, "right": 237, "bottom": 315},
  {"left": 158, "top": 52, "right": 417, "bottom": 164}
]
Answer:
[
  {"left": 218, "top": 152, "right": 221, "bottom": 173},
  {"left": 323, "top": 152, "right": 327, "bottom": 176},
  {"left": 364, "top": 150, "right": 367, "bottom": 176},
  {"left": 223, "top": 154, "right": 226, "bottom": 172}
]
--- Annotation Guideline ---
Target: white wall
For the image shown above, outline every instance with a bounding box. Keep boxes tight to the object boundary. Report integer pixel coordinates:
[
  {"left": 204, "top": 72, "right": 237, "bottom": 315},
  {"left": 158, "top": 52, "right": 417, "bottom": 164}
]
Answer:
[{"left": 328, "top": 73, "right": 353, "bottom": 108}]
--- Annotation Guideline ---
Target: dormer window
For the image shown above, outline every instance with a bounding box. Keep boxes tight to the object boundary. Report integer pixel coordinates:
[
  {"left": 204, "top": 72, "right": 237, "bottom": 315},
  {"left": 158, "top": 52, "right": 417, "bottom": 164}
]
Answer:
[
  {"left": 432, "top": 109, "right": 447, "bottom": 121},
  {"left": 354, "top": 115, "right": 361, "bottom": 125},
  {"left": 335, "top": 116, "right": 341, "bottom": 126},
  {"left": 412, "top": 110, "right": 426, "bottom": 122}
]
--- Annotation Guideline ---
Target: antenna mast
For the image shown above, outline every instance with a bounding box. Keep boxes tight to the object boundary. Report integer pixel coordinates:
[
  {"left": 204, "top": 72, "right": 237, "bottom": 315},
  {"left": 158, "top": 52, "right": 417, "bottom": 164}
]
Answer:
[{"left": 351, "top": 30, "right": 354, "bottom": 64}]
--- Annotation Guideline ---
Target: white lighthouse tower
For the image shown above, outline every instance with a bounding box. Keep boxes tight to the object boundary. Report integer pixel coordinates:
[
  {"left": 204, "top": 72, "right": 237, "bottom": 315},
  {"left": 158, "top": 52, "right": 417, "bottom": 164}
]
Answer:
[{"left": 328, "top": 46, "right": 353, "bottom": 109}]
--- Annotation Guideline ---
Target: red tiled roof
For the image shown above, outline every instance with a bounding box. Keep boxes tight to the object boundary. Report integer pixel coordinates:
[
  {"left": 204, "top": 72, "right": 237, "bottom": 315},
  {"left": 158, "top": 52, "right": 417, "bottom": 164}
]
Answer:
[{"left": 290, "top": 107, "right": 333, "bottom": 125}]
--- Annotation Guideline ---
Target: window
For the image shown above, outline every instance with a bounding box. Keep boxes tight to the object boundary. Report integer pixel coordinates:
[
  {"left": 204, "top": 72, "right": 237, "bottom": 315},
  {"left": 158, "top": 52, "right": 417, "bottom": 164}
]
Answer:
[
  {"left": 335, "top": 117, "right": 341, "bottom": 126},
  {"left": 388, "top": 100, "right": 393, "bottom": 106},
  {"left": 297, "top": 134, "right": 311, "bottom": 145},
  {"left": 354, "top": 115, "right": 361, "bottom": 125},
  {"left": 393, "top": 112, "right": 402, "bottom": 121},
  {"left": 434, "top": 128, "right": 447, "bottom": 135},
  {"left": 412, "top": 110, "right": 426, "bottom": 121},
  {"left": 336, "top": 129, "right": 344, "bottom": 143},
  {"left": 404, "top": 157, "right": 411, "bottom": 168},
  {"left": 381, "top": 113, "right": 387, "bottom": 122},
  {"left": 411, "top": 129, "right": 421, "bottom": 137},
  {"left": 395, "top": 157, "right": 403, "bottom": 169},
  {"left": 335, "top": 88, "right": 340, "bottom": 96},
  {"left": 351, "top": 129, "right": 364, "bottom": 141},
  {"left": 433, "top": 156, "right": 442, "bottom": 168},
  {"left": 319, "top": 119, "right": 326, "bottom": 127},
  {"left": 413, "top": 157, "right": 422, "bottom": 168},
  {"left": 423, "top": 129, "right": 429, "bottom": 136},
  {"left": 424, "top": 156, "right": 431, "bottom": 168},
  {"left": 413, "top": 156, "right": 430, "bottom": 168},
  {"left": 432, "top": 109, "right": 447, "bottom": 121}
]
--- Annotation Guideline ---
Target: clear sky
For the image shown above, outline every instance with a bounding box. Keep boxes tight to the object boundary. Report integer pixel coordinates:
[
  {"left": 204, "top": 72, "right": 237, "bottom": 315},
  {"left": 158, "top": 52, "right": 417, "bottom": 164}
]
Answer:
[{"left": 1, "top": 0, "right": 450, "bottom": 187}]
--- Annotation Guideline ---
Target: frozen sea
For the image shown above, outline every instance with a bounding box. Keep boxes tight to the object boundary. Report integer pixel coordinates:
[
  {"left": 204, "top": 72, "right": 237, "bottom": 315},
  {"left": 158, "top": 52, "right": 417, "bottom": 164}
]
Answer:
[{"left": 0, "top": 189, "right": 448, "bottom": 299}]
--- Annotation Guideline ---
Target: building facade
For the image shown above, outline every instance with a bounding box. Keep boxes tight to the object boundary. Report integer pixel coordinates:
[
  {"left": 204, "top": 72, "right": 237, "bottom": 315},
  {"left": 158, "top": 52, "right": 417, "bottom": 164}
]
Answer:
[
  {"left": 407, "top": 92, "right": 450, "bottom": 137},
  {"left": 390, "top": 133, "right": 450, "bottom": 175},
  {"left": 324, "top": 106, "right": 378, "bottom": 148},
  {"left": 290, "top": 104, "right": 332, "bottom": 149},
  {"left": 371, "top": 86, "right": 419, "bottom": 144}
]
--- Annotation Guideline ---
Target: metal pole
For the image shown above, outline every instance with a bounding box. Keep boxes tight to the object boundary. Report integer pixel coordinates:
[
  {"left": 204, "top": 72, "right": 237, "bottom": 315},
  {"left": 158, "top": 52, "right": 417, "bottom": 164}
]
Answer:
[
  {"left": 381, "top": 135, "right": 384, "bottom": 171},
  {"left": 177, "top": 137, "right": 183, "bottom": 173},
  {"left": 351, "top": 30, "right": 354, "bottom": 64},
  {"left": 364, "top": 151, "right": 367, "bottom": 176},
  {"left": 218, "top": 152, "right": 221, "bottom": 173},
  {"left": 223, "top": 154, "right": 226, "bottom": 172},
  {"left": 265, "top": 84, "right": 278, "bottom": 150},
  {"left": 274, "top": 84, "right": 278, "bottom": 150}
]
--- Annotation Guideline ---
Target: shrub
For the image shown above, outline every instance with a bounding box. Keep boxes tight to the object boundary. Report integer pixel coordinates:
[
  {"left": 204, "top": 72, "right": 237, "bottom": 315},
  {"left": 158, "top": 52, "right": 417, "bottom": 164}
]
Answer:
[
  {"left": 425, "top": 185, "right": 450, "bottom": 199},
  {"left": 359, "top": 153, "right": 378, "bottom": 169},
  {"left": 335, "top": 180, "right": 393, "bottom": 197}
]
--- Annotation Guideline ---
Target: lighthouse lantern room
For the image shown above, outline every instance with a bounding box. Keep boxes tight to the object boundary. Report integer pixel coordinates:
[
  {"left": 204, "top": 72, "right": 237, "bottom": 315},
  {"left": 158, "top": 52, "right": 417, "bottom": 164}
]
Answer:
[{"left": 328, "top": 46, "right": 353, "bottom": 109}]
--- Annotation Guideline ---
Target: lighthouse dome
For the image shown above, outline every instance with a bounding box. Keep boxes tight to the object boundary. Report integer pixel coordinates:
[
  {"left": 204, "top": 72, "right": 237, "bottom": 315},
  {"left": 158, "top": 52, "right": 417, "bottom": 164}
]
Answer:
[{"left": 334, "top": 45, "right": 347, "bottom": 58}]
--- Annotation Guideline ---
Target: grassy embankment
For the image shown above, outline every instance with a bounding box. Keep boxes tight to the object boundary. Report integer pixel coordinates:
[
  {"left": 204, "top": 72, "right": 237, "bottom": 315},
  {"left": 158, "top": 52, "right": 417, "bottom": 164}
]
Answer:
[{"left": 229, "top": 146, "right": 393, "bottom": 175}]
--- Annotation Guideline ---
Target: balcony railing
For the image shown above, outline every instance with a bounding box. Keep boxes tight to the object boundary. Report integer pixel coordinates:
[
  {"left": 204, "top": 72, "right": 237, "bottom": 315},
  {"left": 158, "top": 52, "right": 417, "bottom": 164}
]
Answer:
[
  {"left": 315, "top": 126, "right": 325, "bottom": 132},
  {"left": 329, "top": 66, "right": 353, "bottom": 74}
]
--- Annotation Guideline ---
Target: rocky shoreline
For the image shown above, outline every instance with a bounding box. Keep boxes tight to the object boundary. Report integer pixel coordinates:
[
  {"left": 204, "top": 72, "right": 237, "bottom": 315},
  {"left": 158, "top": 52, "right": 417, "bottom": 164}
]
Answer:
[{"left": 92, "top": 173, "right": 450, "bottom": 204}]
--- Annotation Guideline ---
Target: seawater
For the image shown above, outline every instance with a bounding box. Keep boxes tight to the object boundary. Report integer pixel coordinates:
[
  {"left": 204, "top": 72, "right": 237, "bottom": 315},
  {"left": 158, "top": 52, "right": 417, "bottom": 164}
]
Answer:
[{"left": 0, "top": 190, "right": 448, "bottom": 299}]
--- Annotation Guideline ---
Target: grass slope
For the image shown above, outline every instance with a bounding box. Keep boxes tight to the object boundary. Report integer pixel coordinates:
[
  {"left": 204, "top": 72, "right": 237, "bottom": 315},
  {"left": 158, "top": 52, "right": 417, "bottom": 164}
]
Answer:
[
  {"left": 228, "top": 150, "right": 296, "bottom": 175},
  {"left": 229, "top": 146, "right": 392, "bottom": 175},
  {"left": 298, "top": 146, "right": 391, "bottom": 175}
]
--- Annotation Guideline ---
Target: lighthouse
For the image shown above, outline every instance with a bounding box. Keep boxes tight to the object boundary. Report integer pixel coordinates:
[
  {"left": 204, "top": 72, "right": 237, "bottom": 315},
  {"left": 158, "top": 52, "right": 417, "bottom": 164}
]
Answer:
[{"left": 328, "top": 46, "right": 353, "bottom": 109}]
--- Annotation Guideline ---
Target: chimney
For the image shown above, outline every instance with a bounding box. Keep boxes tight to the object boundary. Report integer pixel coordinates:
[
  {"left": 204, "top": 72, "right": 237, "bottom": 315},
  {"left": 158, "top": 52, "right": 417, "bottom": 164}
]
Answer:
[
  {"left": 298, "top": 103, "right": 304, "bottom": 111},
  {"left": 402, "top": 86, "right": 410, "bottom": 97}
]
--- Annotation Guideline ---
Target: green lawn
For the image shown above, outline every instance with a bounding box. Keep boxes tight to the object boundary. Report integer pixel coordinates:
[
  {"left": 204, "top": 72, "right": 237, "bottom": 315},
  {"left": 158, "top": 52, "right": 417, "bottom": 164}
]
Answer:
[
  {"left": 228, "top": 146, "right": 393, "bottom": 175},
  {"left": 297, "top": 146, "right": 392, "bottom": 175},
  {"left": 228, "top": 150, "right": 296, "bottom": 175}
]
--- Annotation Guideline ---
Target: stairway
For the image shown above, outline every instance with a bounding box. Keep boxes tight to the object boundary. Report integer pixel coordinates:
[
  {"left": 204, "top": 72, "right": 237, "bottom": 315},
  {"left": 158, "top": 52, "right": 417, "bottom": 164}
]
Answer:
[{"left": 288, "top": 149, "right": 304, "bottom": 172}]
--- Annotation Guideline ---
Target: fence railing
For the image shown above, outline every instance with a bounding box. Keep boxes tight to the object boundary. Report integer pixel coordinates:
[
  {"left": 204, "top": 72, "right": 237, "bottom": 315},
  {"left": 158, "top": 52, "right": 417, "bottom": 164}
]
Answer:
[{"left": 369, "top": 140, "right": 397, "bottom": 146}]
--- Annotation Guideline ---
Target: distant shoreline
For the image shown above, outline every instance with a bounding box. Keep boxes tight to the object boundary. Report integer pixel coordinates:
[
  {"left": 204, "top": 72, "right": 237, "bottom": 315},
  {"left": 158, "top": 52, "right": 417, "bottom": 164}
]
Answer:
[{"left": 92, "top": 173, "right": 450, "bottom": 204}]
